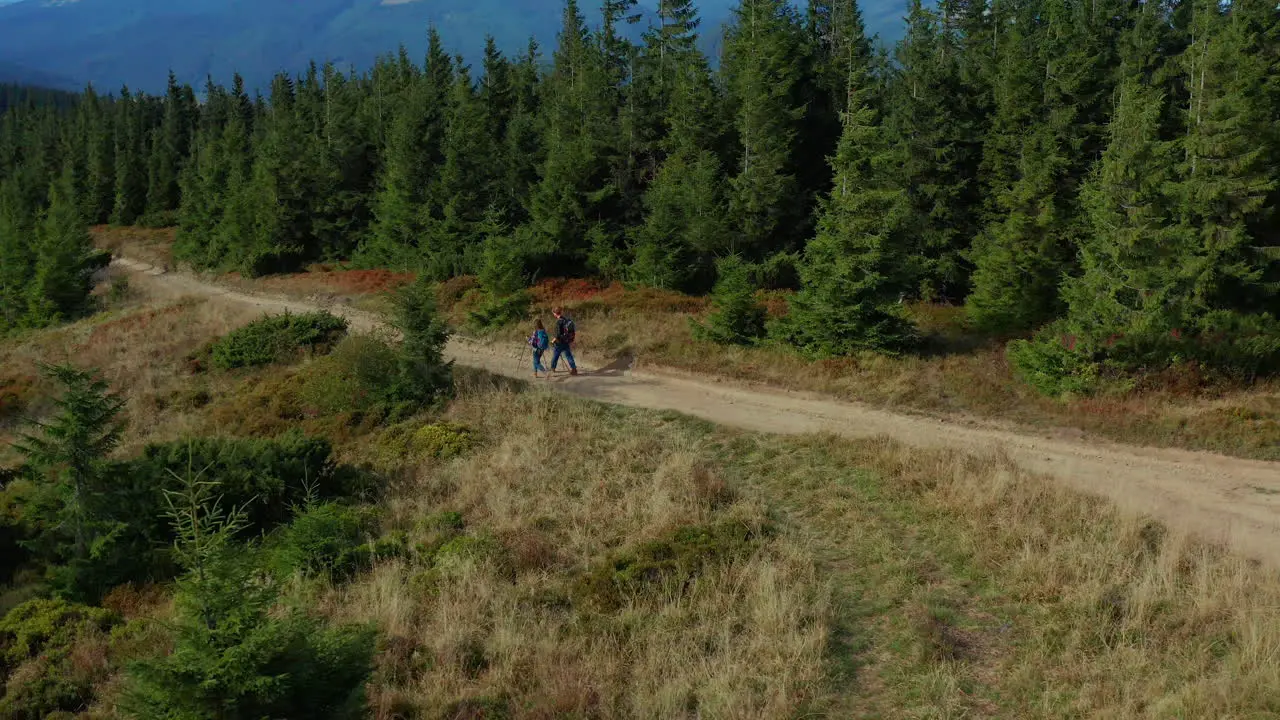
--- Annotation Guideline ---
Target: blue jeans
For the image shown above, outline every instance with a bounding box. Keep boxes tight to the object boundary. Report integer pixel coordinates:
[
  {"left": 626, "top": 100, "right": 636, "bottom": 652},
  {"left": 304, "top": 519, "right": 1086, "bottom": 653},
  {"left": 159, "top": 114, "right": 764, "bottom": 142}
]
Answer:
[
  {"left": 533, "top": 350, "right": 546, "bottom": 373},
  {"left": 552, "top": 344, "right": 576, "bottom": 371}
]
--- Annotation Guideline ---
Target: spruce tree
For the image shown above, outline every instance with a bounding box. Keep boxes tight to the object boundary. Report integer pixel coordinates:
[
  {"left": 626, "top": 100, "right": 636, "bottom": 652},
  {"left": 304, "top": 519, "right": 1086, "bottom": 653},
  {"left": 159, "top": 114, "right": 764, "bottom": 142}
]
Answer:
[
  {"left": 361, "top": 29, "right": 453, "bottom": 269},
  {"left": 426, "top": 61, "right": 494, "bottom": 278},
  {"left": 632, "top": 151, "right": 728, "bottom": 290},
  {"left": 28, "top": 167, "right": 105, "bottom": 326},
  {"left": 121, "top": 472, "right": 375, "bottom": 719},
  {"left": 808, "top": 0, "right": 873, "bottom": 115},
  {"left": 1176, "top": 0, "right": 1278, "bottom": 316},
  {"left": 480, "top": 36, "right": 515, "bottom": 171},
  {"left": 722, "top": 0, "right": 808, "bottom": 257},
  {"left": 80, "top": 87, "right": 115, "bottom": 225},
  {"left": 632, "top": 2, "right": 729, "bottom": 290},
  {"left": 692, "top": 254, "right": 768, "bottom": 345},
  {"left": 144, "top": 72, "right": 197, "bottom": 219},
  {"left": 966, "top": 124, "right": 1072, "bottom": 334},
  {"left": 0, "top": 178, "right": 33, "bottom": 331},
  {"left": 633, "top": 0, "right": 706, "bottom": 166},
  {"left": 1057, "top": 80, "right": 1194, "bottom": 366},
  {"left": 775, "top": 73, "right": 917, "bottom": 355},
  {"left": 14, "top": 363, "right": 126, "bottom": 599},
  {"left": 885, "top": 0, "right": 983, "bottom": 299},
  {"left": 110, "top": 87, "right": 148, "bottom": 225},
  {"left": 498, "top": 40, "right": 544, "bottom": 224},
  {"left": 526, "top": 0, "right": 619, "bottom": 272},
  {"left": 1232, "top": 0, "right": 1280, "bottom": 285},
  {"left": 309, "top": 65, "right": 377, "bottom": 261},
  {"left": 238, "top": 73, "right": 314, "bottom": 275},
  {"left": 977, "top": 10, "right": 1041, "bottom": 222},
  {"left": 966, "top": 2, "right": 1078, "bottom": 334},
  {"left": 205, "top": 77, "right": 257, "bottom": 269}
]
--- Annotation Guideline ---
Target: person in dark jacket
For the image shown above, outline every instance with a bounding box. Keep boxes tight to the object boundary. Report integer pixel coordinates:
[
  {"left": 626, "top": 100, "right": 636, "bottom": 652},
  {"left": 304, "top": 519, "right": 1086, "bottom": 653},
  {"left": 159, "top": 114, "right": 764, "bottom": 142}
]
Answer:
[{"left": 551, "top": 306, "right": 578, "bottom": 376}]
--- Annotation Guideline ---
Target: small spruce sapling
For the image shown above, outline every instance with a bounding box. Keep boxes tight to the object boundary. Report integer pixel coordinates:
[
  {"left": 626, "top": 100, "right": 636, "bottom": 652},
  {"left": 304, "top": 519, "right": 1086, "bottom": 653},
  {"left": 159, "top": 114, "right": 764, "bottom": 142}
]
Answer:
[
  {"left": 14, "top": 364, "right": 127, "bottom": 600},
  {"left": 692, "top": 255, "right": 767, "bottom": 345}
]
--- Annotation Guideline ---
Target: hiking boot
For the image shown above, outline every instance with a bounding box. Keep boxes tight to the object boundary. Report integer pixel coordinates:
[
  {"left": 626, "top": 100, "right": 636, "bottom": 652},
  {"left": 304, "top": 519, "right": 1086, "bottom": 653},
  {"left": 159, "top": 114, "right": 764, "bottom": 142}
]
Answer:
[{"left": 570, "top": 368, "right": 579, "bottom": 376}]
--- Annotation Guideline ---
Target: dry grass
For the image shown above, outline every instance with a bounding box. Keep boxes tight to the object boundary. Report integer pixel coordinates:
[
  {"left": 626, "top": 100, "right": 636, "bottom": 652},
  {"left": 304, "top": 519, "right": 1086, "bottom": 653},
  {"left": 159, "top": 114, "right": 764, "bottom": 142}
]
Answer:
[
  {"left": 291, "top": 378, "right": 1280, "bottom": 718},
  {"left": 89, "top": 226, "right": 1280, "bottom": 459},
  {"left": 5, "top": 283, "right": 1280, "bottom": 718},
  {"left": 0, "top": 272, "right": 282, "bottom": 461},
  {"left": 467, "top": 284, "right": 1280, "bottom": 461},
  {"left": 727, "top": 431, "right": 1280, "bottom": 717},
  {"left": 322, "top": 386, "right": 831, "bottom": 718}
]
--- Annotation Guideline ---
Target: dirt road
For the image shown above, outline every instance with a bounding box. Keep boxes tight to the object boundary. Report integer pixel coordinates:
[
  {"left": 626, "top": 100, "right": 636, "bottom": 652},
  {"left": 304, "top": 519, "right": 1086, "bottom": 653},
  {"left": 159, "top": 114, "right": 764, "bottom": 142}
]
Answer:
[{"left": 111, "top": 257, "right": 1280, "bottom": 565}]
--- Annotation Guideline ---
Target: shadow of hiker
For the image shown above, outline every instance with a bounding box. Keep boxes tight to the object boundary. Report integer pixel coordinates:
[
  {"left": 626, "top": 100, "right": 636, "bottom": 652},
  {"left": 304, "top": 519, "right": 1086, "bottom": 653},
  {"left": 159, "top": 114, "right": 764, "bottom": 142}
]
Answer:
[
  {"left": 546, "top": 352, "right": 635, "bottom": 381},
  {"left": 582, "top": 352, "right": 635, "bottom": 378}
]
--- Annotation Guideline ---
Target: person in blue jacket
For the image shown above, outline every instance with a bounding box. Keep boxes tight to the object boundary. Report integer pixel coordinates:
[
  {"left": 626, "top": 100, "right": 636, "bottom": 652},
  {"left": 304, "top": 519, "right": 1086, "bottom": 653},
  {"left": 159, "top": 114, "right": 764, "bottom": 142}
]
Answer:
[{"left": 528, "top": 319, "right": 550, "bottom": 379}]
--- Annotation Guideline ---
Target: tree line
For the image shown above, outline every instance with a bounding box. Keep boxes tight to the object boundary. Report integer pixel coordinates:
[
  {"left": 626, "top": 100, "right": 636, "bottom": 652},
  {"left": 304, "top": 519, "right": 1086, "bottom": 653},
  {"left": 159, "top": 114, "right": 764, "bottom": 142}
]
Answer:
[{"left": 0, "top": 0, "right": 1277, "bottom": 384}]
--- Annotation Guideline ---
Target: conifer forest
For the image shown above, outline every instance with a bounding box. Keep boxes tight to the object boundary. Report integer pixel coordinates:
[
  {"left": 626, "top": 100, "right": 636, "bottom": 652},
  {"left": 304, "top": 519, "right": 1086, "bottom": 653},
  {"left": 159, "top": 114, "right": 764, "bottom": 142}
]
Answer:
[{"left": 1, "top": 0, "right": 1279, "bottom": 384}]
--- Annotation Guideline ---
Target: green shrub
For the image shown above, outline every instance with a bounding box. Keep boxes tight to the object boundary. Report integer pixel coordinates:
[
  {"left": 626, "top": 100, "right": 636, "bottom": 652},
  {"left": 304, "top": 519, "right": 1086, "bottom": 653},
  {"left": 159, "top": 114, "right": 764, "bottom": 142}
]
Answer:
[
  {"left": 367, "top": 421, "right": 477, "bottom": 468},
  {"left": 269, "top": 503, "right": 384, "bottom": 581},
  {"left": 0, "top": 660, "right": 89, "bottom": 720},
  {"left": 137, "top": 210, "right": 179, "bottom": 229},
  {"left": 466, "top": 291, "right": 531, "bottom": 331},
  {"left": 0, "top": 598, "right": 118, "bottom": 671},
  {"left": 121, "top": 471, "right": 378, "bottom": 720},
  {"left": 301, "top": 334, "right": 406, "bottom": 414},
  {"left": 211, "top": 311, "right": 348, "bottom": 370},
  {"left": 0, "top": 599, "right": 121, "bottom": 720},
  {"left": 302, "top": 278, "right": 454, "bottom": 416},
  {"left": 1007, "top": 328, "right": 1101, "bottom": 397},
  {"left": 413, "top": 422, "right": 475, "bottom": 458},
  {"left": 106, "top": 276, "right": 132, "bottom": 304},
  {"left": 0, "top": 478, "right": 28, "bottom": 585},
  {"left": 4, "top": 428, "right": 369, "bottom": 600},
  {"left": 132, "top": 432, "right": 360, "bottom": 536},
  {"left": 692, "top": 256, "right": 767, "bottom": 346},
  {"left": 572, "top": 521, "right": 769, "bottom": 611}
]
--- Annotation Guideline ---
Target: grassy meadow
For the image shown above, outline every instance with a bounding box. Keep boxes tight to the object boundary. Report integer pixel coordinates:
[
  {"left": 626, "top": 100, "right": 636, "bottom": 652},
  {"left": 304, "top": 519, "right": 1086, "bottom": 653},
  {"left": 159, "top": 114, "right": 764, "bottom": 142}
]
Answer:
[{"left": 1, "top": 274, "right": 1279, "bottom": 718}]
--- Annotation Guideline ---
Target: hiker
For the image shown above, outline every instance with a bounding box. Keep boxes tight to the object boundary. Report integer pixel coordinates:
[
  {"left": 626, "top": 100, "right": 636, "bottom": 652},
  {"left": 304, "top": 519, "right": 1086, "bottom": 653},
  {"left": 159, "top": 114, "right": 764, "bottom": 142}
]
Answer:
[
  {"left": 528, "top": 319, "right": 550, "bottom": 379},
  {"left": 551, "top": 306, "right": 578, "bottom": 376}
]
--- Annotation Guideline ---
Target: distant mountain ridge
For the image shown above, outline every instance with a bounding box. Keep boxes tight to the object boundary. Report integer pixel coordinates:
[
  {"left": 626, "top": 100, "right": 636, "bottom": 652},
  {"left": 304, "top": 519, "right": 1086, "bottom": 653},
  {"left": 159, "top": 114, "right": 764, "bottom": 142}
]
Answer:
[{"left": 0, "top": 0, "right": 909, "bottom": 94}]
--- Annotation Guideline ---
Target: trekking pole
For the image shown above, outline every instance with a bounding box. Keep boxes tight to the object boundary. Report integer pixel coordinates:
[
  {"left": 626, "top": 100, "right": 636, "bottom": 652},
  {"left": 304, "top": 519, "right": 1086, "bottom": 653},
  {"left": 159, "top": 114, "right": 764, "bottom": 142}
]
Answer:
[{"left": 515, "top": 345, "right": 525, "bottom": 375}]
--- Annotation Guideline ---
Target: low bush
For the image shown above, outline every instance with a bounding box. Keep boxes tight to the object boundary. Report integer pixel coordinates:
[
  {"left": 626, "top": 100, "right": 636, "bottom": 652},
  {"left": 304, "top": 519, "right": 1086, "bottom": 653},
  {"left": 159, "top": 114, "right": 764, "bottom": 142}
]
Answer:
[
  {"left": 0, "top": 598, "right": 121, "bottom": 720},
  {"left": 300, "top": 333, "right": 455, "bottom": 419},
  {"left": 466, "top": 291, "right": 531, "bottom": 331},
  {"left": 301, "top": 334, "right": 406, "bottom": 414},
  {"left": 0, "top": 478, "right": 28, "bottom": 585},
  {"left": 210, "top": 311, "right": 348, "bottom": 370},
  {"left": 0, "top": 374, "right": 38, "bottom": 425},
  {"left": 269, "top": 503, "right": 389, "bottom": 581},
  {"left": 132, "top": 432, "right": 360, "bottom": 535},
  {"left": 0, "top": 598, "right": 118, "bottom": 672},
  {"left": 1007, "top": 328, "right": 1101, "bottom": 397},
  {"left": 136, "top": 210, "right": 179, "bottom": 229},
  {"left": 571, "top": 521, "right": 769, "bottom": 611},
  {"left": 692, "top": 256, "right": 767, "bottom": 346},
  {"left": 105, "top": 276, "right": 132, "bottom": 304},
  {"left": 122, "top": 475, "right": 377, "bottom": 720},
  {"left": 366, "top": 421, "right": 476, "bottom": 469},
  {"left": 435, "top": 275, "right": 480, "bottom": 311}
]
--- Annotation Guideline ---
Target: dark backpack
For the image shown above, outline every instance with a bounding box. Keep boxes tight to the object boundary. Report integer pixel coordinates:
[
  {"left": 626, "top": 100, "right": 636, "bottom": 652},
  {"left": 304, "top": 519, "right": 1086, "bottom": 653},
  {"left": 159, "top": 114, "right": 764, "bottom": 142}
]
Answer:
[{"left": 559, "top": 317, "right": 576, "bottom": 345}]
